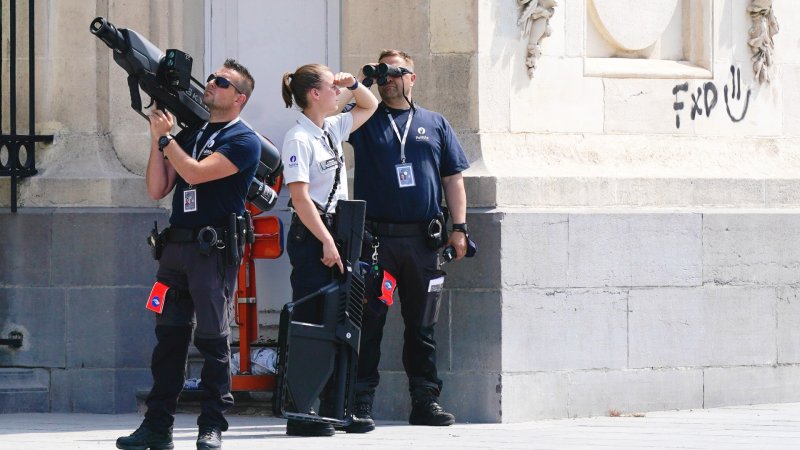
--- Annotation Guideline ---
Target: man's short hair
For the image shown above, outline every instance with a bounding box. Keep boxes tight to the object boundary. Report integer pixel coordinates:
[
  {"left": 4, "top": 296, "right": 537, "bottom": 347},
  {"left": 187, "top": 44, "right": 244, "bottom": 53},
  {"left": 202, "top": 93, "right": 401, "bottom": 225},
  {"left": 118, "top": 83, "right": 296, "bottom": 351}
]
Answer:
[
  {"left": 223, "top": 58, "right": 255, "bottom": 103},
  {"left": 379, "top": 49, "right": 414, "bottom": 70}
]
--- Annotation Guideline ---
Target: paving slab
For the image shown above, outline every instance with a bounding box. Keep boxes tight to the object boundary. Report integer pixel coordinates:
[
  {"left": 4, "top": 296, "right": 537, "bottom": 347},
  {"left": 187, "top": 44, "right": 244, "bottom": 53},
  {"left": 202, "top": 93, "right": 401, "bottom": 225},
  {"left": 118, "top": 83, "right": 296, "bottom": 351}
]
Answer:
[{"left": 1, "top": 403, "right": 799, "bottom": 449}]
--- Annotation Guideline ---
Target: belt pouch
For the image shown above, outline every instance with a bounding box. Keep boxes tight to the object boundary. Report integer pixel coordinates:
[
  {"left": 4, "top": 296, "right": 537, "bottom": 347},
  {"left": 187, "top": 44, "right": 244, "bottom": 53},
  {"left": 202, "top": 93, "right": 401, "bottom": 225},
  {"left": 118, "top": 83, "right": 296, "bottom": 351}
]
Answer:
[{"left": 227, "top": 213, "right": 241, "bottom": 266}]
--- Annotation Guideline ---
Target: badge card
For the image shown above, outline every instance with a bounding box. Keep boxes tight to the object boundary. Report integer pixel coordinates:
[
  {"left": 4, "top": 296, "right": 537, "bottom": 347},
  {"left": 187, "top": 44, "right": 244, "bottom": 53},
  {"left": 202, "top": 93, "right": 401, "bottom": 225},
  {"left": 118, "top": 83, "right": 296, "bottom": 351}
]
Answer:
[
  {"left": 183, "top": 188, "right": 197, "bottom": 212},
  {"left": 396, "top": 163, "right": 416, "bottom": 188}
]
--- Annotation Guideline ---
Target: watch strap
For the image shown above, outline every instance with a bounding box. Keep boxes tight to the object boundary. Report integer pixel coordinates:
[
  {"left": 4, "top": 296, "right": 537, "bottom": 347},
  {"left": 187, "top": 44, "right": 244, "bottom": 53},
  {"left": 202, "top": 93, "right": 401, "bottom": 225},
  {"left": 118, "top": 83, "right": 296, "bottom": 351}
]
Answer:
[
  {"left": 158, "top": 135, "right": 173, "bottom": 152},
  {"left": 452, "top": 223, "right": 468, "bottom": 234}
]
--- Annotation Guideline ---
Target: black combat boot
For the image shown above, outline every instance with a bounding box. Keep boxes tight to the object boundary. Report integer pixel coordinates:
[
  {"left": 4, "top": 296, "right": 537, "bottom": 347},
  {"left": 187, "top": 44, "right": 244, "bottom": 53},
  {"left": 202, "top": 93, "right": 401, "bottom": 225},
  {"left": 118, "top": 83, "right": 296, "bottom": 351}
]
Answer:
[
  {"left": 196, "top": 425, "right": 222, "bottom": 449},
  {"left": 409, "top": 397, "right": 455, "bottom": 426},
  {"left": 340, "top": 402, "right": 376, "bottom": 433},
  {"left": 286, "top": 419, "right": 336, "bottom": 437},
  {"left": 116, "top": 425, "right": 174, "bottom": 450}
]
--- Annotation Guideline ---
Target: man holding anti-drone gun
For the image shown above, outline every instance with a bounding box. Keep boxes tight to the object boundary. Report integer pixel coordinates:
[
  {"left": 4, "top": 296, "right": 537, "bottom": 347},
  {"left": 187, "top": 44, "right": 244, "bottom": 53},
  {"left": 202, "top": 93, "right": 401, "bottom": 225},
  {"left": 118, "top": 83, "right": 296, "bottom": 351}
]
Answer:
[{"left": 90, "top": 17, "right": 278, "bottom": 450}]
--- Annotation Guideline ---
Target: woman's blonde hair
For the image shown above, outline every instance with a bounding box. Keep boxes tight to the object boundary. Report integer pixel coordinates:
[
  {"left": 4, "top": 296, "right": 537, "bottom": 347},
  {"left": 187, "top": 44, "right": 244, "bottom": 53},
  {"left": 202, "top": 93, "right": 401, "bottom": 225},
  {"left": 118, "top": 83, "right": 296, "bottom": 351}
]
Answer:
[{"left": 281, "top": 63, "right": 329, "bottom": 109}]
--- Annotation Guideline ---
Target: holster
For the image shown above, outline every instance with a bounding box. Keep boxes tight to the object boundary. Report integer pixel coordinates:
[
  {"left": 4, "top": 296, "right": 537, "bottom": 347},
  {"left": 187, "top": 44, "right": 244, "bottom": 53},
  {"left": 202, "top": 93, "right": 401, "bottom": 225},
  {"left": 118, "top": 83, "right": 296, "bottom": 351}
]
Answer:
[
  {"left": 147, "top": 222, "right": 167, "bottom": 260},
  {"left": 226, "top": 213, "right": 242, "bottom": 267}
]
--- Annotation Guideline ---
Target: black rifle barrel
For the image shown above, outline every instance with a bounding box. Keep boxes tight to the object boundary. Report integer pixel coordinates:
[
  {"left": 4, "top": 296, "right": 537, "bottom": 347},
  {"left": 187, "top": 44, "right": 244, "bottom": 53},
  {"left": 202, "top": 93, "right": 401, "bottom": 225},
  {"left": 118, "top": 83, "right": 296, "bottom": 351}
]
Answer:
[{"left": 90, "top": 17, "right": 127, "bottom": 53}]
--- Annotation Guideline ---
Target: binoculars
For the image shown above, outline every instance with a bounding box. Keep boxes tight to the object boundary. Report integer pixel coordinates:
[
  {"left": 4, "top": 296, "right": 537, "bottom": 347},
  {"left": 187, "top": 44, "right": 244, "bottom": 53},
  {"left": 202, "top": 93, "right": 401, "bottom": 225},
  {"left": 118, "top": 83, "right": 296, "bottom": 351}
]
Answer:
[{"left": 361, "top": 63, "right": 412, "bottom": 87}]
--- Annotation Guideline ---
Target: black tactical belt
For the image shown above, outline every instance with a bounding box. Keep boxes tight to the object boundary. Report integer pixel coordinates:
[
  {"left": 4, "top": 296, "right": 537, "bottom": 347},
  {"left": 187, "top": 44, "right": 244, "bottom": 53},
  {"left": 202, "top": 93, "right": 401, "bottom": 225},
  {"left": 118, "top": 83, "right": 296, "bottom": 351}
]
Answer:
[
  {"left": 365, "top": 220, "right": 425, "bottom": 237},
  {"left": 165, "top": 226, "right": 227, "bottom": 243}
]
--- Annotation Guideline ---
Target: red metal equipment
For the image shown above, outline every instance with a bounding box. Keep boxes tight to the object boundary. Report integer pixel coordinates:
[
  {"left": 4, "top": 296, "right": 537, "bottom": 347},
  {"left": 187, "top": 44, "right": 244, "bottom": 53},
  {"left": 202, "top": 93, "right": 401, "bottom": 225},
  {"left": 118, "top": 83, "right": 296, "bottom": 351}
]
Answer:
[{"left": 231, "top": 188, "right": 284, "bottom": 392}]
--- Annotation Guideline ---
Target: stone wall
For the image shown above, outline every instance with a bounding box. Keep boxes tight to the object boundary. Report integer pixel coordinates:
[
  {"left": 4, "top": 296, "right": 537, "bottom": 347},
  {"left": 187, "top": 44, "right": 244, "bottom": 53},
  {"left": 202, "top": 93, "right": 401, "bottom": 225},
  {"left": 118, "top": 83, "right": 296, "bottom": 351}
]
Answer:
[
  {"left": 468, "top": 0, "right": 800, "bottom": 208},
  {"left": 0, "top": 208, "right": 167, "bottom": 413},
  {"left": 2, "top": 0, "right": 800, "bottom": 423},
  {"left": 0, "top": 0, "right": 199, "bottom": 413},
  {"left": 0, "top": 0, "right": 202, "bottom": 208},
  {"left": 365, "top": 208, "right": 800, "bottom": 422},
  {"left": 342, "top": 0, "right": 800, "bottom": 423}
]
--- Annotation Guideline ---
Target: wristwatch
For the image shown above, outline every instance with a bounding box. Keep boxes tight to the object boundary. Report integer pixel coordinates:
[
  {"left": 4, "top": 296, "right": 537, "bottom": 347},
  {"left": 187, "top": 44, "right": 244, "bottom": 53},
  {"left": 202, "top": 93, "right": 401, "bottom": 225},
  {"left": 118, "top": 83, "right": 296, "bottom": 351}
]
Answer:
[
  {"left": 157, "top": 135, "right": 173, "bottom": 152},
  {"left": 451, "top": 223, "right": 468, "bottom": 234}
]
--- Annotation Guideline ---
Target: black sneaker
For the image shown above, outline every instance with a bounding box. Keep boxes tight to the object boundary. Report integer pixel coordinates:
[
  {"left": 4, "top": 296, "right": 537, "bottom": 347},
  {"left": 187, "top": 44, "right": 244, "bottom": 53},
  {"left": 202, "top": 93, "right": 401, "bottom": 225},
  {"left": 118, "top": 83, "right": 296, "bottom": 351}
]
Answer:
[
  {"left": 116, "top": 425, "right": 174, "bottom": 450},
  {"left": 196, "top": 426, "right": 222, "bottom": 450},
  {"left": 340, "top": 403, "right": 376, "bottom": 433},
  {"left": 409, "top": 398, "right": 455, "bottom": 426},
  {"left": 286, "top": 419, "right": 336, "bottom": 437}
]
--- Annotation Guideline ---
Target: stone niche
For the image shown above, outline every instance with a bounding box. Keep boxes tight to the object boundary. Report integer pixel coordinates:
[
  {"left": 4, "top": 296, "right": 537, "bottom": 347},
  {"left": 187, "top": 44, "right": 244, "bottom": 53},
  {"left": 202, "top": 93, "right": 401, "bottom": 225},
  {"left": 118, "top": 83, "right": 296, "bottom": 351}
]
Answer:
[{"left": 584, "top": 0, "right": 712, "bottom": 78}]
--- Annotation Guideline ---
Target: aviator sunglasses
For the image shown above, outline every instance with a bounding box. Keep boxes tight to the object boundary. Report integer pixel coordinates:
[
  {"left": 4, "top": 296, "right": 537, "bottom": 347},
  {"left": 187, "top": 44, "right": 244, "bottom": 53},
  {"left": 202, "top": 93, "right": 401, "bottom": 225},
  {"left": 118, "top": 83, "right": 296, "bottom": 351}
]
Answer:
[{"left": 206, "top": 74, "right": 243, "bottom": 94}]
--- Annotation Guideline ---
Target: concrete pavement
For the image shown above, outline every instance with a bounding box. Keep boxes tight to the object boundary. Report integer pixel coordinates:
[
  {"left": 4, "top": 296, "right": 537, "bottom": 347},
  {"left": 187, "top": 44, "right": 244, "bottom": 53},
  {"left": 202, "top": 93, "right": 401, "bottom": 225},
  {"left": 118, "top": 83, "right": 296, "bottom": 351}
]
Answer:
[{"left": 1, "top": 403, "right": 799, "bottom": 449}]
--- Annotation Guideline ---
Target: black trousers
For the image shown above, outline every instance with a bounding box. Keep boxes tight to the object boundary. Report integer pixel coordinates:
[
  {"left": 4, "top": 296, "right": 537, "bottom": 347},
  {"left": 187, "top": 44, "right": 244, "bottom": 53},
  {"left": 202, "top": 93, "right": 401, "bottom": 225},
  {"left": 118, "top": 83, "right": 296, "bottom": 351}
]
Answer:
[
  {"left": 355, "top": 234, "right": 445, "bottom": 405},
  {"left": 286, "top": 220, "right": 336, "bottom": 316},
  {"left": 143, "top": 327, "right": 233, "bottom": 432},
  {"left": 142, "top": 242, "right": 237, "bottom": 433}
]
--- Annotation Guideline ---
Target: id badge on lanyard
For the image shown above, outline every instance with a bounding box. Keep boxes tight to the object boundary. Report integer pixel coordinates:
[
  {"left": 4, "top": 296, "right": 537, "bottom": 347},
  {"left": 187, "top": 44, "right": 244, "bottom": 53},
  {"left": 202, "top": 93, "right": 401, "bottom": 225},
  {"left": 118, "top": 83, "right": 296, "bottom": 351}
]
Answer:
[
  {"left": 183, "top": 117, "right": 240, "bottom": 213},
  {"left": 183, "top": 189, "right": 197, "bottom": 212},
  {"left": 388, "top": 109, "right": 415, "bottom": 188},
  {"left": 396, "top": 163, "right": 415, "bottom": 187}
]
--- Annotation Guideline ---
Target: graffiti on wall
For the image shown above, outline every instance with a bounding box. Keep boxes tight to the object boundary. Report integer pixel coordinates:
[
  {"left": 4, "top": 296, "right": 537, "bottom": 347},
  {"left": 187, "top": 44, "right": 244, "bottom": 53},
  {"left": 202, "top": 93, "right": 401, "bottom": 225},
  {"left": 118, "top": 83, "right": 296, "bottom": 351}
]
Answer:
[{"left": 672, "top": 65, "right": 751, "bottom": 129}]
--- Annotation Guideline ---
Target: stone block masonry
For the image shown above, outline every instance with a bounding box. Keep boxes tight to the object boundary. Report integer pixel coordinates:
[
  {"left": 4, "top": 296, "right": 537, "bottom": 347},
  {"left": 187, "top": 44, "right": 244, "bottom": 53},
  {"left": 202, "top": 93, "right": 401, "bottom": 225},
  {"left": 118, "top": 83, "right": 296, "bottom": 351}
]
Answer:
[
  {"left": 0, "top": 208, "right": 166, "bottom": 413},
  {"left": 370, "top": 209, "right": 800, "bottom": 423}
]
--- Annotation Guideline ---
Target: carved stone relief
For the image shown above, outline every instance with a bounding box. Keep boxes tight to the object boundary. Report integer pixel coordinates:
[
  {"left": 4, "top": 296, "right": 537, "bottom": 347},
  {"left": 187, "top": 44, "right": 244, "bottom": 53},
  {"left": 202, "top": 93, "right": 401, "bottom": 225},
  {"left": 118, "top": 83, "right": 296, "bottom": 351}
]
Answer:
[
  {"left": 517, "top": 0, "right": 557, "bottom": 78},
  {"left": 747, "top": 0, "right": 779, "bottom": 84}
]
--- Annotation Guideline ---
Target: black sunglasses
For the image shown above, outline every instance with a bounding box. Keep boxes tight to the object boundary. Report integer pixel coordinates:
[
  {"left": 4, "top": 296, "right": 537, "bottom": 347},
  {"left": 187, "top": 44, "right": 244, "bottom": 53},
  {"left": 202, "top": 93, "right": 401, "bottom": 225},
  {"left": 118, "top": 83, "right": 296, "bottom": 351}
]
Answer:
[{"left": 206, "top": 74, "right": 243, "bottom": 94}]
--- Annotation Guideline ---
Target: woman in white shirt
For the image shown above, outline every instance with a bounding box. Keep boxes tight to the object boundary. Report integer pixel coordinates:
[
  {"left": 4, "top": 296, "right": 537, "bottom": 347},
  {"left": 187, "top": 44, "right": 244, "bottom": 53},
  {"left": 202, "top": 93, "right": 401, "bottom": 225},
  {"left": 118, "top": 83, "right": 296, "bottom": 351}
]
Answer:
[{"left": 279, "top": 63, "right": 377, "bottom": 437}]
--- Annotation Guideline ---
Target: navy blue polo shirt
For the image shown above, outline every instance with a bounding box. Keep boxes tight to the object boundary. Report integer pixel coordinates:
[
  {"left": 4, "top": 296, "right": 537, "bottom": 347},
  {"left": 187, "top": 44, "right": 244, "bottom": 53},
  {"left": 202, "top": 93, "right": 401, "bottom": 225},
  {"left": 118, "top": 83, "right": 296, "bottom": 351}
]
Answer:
[
  {"left": 348, "top": 104, "right": 469, "bottom": 223},
  {"left": 169, "top": 119, "right": 260, "bottom": 228}
]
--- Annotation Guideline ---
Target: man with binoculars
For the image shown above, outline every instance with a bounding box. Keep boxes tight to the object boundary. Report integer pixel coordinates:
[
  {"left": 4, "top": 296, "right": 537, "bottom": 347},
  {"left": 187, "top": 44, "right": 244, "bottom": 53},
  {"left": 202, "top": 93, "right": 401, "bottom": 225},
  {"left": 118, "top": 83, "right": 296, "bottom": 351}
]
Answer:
[{"left": 342, "top": 49, "right": 471, "bottom": 433}]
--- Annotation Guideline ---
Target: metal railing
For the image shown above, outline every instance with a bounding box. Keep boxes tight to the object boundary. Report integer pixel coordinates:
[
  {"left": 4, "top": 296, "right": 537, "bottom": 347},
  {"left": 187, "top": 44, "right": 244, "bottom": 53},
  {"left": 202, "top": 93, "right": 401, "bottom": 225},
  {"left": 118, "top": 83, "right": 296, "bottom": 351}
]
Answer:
[{"left": 0, "top": 0, "right": 53, "bottom": 212}]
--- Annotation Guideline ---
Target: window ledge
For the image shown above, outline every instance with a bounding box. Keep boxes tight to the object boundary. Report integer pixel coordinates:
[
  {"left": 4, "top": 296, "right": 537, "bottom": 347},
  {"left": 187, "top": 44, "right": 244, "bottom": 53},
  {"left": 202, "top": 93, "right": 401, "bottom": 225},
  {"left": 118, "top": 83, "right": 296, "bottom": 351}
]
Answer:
[{"left": 584, "top": 58, "right": 712, "bottom": 79}]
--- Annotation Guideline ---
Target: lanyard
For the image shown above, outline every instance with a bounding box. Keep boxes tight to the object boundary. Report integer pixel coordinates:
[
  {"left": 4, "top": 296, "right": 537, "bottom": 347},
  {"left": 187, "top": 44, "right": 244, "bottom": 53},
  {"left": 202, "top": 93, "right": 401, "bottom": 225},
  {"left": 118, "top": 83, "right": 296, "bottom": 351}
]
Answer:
[
  {"left": 192, "top": 117, "right": 240, "bottom": 160},
  {"left": 386, "top": 108, "right": 414, "bottom": 164},
  {"left": 320, "top": 128, "right": 341, "bottom": 214},
  {"left": 321, "top": 129, "right": 339, "bottom": 160}
]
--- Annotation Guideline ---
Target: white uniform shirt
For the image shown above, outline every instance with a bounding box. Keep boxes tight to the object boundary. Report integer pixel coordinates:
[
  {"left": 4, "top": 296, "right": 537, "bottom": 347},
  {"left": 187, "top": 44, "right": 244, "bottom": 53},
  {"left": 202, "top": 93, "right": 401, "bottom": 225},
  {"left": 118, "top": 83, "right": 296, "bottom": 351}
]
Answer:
[{"left": 281, "top": 112, "right": 353, "bottom": 214}]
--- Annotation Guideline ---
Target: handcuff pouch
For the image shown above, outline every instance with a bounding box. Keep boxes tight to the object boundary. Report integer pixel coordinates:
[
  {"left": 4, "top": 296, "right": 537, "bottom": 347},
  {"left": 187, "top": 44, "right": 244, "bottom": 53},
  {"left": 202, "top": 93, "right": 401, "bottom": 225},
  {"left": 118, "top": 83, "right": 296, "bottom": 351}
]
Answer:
[{"left": 424, "top": 212, "right": 448, "bottom": 250}]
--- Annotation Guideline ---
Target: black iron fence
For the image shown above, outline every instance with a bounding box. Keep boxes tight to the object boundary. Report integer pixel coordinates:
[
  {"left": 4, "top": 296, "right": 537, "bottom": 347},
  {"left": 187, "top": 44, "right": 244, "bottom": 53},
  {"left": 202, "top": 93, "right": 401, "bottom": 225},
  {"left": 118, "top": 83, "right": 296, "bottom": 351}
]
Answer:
[{"left": 0, "top": 0, "right": 53, "bottom": 212}]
